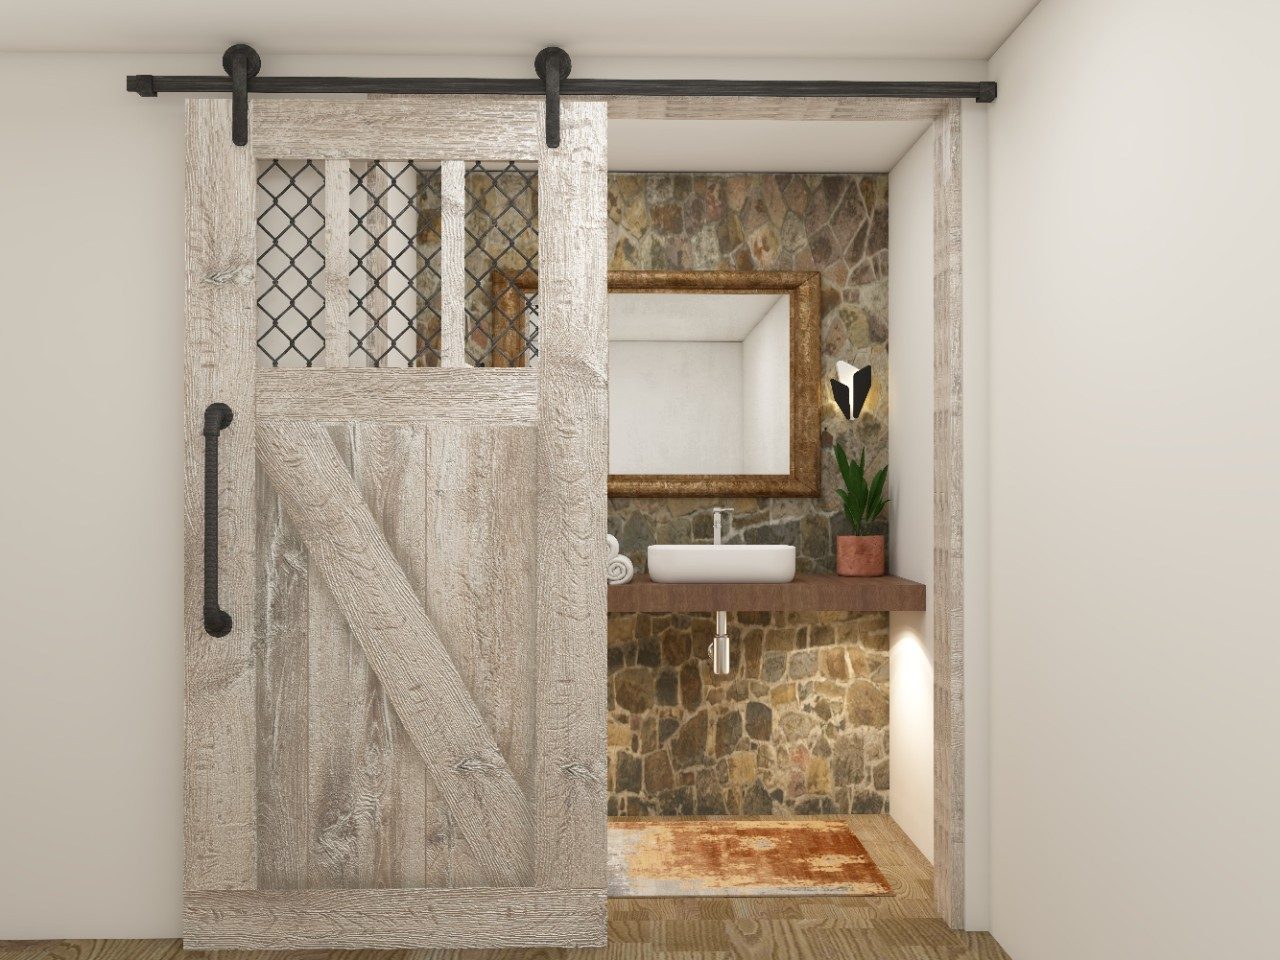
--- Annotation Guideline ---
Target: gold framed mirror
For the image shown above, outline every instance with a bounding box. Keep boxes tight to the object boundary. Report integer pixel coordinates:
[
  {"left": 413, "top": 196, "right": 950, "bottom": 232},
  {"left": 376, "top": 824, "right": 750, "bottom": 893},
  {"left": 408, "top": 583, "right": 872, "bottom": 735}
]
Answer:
[{"left": 491, "top": 269, "right": 821, "bottom": 497}]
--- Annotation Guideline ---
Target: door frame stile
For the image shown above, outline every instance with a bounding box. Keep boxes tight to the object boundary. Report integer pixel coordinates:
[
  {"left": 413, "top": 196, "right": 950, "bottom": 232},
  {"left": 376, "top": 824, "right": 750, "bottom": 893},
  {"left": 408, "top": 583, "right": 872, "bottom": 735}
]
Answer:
[
  {"left": 531, "top": 100, "right": 610, "bottom": 896},
  {"left": 183, "top": 98, "right": 259, "bottom": 894}
]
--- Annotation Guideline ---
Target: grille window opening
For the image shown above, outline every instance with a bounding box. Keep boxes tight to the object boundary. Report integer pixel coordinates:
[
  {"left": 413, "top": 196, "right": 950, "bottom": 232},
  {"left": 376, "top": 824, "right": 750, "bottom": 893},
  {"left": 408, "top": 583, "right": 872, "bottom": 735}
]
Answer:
[{"left": 256, "top": 159, "right": 540, "bottom": 369}]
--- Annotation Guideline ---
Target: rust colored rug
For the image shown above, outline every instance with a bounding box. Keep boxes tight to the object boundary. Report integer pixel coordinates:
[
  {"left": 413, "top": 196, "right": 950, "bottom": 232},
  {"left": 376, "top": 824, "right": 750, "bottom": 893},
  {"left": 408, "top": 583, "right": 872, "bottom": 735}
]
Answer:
[{"left": 607, "top": 818, "right": 893, "bottom": 897}]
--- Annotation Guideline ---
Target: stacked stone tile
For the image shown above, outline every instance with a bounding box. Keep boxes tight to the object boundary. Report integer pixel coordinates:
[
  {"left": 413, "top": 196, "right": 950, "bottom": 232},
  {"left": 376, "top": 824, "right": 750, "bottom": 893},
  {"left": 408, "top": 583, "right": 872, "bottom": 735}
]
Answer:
[
  {"left": 604, "top": 173, "right": 892, "bottom": 815},
  {"left": 606, "top": 172, "right": 889, "bottom": 575},
  {"left": 607, "top": 610, "right": 891, "bottom": 816}
]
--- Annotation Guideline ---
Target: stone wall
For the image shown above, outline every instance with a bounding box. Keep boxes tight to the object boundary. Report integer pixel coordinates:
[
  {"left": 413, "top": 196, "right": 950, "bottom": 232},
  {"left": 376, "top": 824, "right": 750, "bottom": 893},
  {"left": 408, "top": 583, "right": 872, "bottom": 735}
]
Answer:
[
  {"left": 605, "top": 173, "right": 892, "bottom": 816},
  {"left": 607, "top": 172, "right": 889, "bottom": 575},
  {"left": 608, "top": 610, "right": 890, "bottom": 816}
]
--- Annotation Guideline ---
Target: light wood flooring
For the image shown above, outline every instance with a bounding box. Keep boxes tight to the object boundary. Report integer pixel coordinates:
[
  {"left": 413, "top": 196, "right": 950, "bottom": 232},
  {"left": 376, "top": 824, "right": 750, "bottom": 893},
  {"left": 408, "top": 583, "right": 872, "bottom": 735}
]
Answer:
[{"left": 0, "top": 815, "right": 1010, "bottom": 960}]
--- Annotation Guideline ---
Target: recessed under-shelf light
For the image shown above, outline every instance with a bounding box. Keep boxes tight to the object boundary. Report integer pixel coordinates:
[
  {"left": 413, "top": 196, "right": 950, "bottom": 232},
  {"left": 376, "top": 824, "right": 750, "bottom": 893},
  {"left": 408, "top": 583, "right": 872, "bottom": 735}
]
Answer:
[{"left": 830, "top": 360, "right": 872, "bottom": 419}]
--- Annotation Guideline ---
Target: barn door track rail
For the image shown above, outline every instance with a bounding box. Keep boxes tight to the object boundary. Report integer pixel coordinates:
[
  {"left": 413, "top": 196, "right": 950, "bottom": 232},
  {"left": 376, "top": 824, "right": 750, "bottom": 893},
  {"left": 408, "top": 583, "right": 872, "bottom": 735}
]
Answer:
[{"left": 127, "top": 44, "right": 996, "bottom": 149}]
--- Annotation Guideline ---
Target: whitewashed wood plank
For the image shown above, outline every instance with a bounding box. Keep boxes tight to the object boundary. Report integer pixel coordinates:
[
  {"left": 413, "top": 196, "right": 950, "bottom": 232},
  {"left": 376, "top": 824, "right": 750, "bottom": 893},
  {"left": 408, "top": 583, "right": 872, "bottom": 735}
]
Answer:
[
  {"left": 255, "top": 367, "right": 538, "bottom": 423},
  {"left": 250, "top": 99, "right": 541, "bottom": 160},
  {"left": 531, "top": 99, "right": 610, "bottom": 888},
  {"left": 438, "top": 160, "right": 467, "bottom": 367},
  {"left": 304, "top": 424, "right": 435, "bottom": 889},
  {"left": 932, "top": 98, "right": 966, "bottom": 929},
  {"left": 184, "top": 887, "right": 606, "bottom": 950},
  {"left": 183, "top": 98, "right": 258, "bottom": 891},
  {"left": 353, "top": 423, "right": 432, "bottom": 887},
  {"left": 304, "top": 424, "right": 363, "bottom": 888},
  {"left": 422, "top": 423, "right": 539, "bottom": 887},
  {"left": 358, "top": 162, "right": 391, "bottom": 366},
  {"left": 378, "top": 93, "right": 945, "bottom": 123},
  {"left": 254, "top": 462, "right": 309, "bottom": 889},
  {"left": 257, "top": 419, "right": 532, "bottom": 885},
  {"left": 597, "top": 95, "right": 948, "bottom": 121},
  {"left": 322, "top": 159, "right": 351, "bottom": 368}
]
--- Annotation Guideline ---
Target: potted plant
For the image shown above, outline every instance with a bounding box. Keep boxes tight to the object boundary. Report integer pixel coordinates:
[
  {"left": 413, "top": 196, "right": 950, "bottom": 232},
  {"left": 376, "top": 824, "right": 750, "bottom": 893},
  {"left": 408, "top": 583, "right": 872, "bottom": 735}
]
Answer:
[{"left": 834, "top": 444, "right": 889, "bottom": 576}]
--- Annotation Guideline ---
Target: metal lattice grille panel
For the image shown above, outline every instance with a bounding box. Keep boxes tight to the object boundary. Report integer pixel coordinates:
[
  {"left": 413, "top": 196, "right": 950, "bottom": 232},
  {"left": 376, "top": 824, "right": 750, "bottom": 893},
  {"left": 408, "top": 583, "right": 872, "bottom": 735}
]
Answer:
[
  {"left": 349, "top": 161, "right": 442, "bottom": 366},
  {"left": 462, "top": 163, "right": 539, "bottom": 367},
  {"left": 256, "top": 161, "right": 326, "bottom": 367},
  {"left": 255, "top": 159, "right": 539, "bottom": 368}
]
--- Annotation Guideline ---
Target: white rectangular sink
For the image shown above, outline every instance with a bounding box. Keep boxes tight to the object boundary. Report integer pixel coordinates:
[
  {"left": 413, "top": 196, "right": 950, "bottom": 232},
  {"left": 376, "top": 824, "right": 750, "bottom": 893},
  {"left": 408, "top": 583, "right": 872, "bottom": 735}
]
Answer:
[{"left": 647, "top": 544, "right": 796, "bottom": 583}]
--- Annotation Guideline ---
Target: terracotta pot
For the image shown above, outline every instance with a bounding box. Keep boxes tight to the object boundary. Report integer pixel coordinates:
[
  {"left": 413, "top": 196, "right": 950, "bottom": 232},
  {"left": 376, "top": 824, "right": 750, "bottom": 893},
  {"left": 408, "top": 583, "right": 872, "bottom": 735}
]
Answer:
[{"left": 836, "top": 535, "right": 885, "bottom": 577}]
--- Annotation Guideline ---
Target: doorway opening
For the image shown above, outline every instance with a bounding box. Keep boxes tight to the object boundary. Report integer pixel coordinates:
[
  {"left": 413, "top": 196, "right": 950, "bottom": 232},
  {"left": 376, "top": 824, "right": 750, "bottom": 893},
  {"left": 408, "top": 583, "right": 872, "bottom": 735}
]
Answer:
[{"left": 596, "top": 98, "right": 968, "bottom": 929}]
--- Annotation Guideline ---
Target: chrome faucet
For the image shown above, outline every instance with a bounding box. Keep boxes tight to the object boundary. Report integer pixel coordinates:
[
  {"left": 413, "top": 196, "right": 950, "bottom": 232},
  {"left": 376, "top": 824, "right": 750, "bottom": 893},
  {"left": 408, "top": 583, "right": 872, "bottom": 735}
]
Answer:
[
  {"left": 710, "top": 611, "right": 731, "bottom": 675},
  {"left": 712, "top": 507, "right": 734, "bottom": 545},
  {"left": 709, "top": 507, "right": 734, "bottom": 675}
]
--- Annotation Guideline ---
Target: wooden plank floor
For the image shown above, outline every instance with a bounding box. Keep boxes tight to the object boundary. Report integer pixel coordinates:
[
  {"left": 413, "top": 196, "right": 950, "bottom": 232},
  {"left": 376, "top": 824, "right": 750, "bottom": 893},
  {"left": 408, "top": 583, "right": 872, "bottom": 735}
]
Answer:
[{"left": 0, "top": 816, "right": 1010, "bottom": 960}]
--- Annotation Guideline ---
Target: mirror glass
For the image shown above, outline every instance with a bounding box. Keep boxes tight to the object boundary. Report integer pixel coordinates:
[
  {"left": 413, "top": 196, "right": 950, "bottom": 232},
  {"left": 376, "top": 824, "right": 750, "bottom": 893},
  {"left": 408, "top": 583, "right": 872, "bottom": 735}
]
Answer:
[{"left": 609, "top": 291, "right": 791, "bottom": 476}]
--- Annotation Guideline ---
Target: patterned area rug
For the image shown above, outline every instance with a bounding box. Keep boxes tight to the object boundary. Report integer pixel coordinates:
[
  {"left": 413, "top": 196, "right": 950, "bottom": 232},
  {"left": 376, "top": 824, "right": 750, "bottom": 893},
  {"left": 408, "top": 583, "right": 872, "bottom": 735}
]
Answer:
[{"left": 607, "top": 818, "right": 893, "bottom": 897}]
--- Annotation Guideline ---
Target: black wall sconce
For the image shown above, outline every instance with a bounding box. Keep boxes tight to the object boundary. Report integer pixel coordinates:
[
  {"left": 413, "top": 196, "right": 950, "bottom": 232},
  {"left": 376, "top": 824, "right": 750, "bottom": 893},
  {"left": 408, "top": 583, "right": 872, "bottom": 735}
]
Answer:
[{"left": 830, "top": 360, "right": 872, "bottom": 419}]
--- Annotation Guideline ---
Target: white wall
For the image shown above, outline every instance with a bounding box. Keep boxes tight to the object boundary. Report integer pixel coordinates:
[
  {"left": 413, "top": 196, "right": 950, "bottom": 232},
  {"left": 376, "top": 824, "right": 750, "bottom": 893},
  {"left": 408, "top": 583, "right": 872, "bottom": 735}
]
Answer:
[
  {"left": 0, "top": 49, "right": 986, "bottom": 938},
  {"left": 985, "top": 1, "right": 1280, "bottom": 957},
  {"left": 741, "top": 295, "right": 790, "bottom": 474},
  {"left": 0, "top": 53, "right": 191, "bottom": 940},
  {"left": 610, "top": 340, "right": 744, "bottom": 473},
  {"left": 887, "top": 128, "right": 935, "bottom": 862}
]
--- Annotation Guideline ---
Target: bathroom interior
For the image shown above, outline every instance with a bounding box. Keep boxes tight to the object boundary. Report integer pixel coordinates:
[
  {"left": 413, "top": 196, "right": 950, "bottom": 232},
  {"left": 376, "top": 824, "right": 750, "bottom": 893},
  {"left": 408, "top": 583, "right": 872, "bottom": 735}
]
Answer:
[
  {"left": 598, "top": 167, "right": 913, "bottom": 894},
  {"left": 246, "top": 95, "right": 948, "bottom": 921},
  {"left": 11, "top": 6, "right": 1280, "bottom": 957}
]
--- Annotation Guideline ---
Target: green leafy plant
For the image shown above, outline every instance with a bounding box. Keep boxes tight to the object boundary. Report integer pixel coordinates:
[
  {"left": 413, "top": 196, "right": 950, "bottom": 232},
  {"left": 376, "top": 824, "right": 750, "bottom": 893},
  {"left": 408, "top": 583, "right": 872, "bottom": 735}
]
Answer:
[{"left": 834, "top": 444, "right": 889, "bottom": 536}]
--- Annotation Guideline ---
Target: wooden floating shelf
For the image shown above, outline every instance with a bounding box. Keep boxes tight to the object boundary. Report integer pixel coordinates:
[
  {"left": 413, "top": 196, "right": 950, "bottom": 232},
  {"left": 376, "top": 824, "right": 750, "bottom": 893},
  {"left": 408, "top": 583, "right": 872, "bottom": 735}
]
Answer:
[{"left": 608, "top": 573, "right": 926, "bottom": 613}]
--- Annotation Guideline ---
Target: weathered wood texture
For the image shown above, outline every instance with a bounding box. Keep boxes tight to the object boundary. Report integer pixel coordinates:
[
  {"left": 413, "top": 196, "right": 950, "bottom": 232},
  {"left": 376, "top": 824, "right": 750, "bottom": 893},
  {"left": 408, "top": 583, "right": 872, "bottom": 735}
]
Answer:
[
  {"left": 598, "top": 95, "right": 949, "bottom": 121},
  {"left": 357, "top": 162, "right": 391, "bottom": 366},
  {"left": 255, "top": 368, "right": 538, "bottom": 422},
  {"left": 439, "top": 159, "right": 467, "bottom": 367},
  {"left": 608, "top": 573, "right": 926, "bottom": 613},
  {"left": 350, "top": 424, "right": 432, "bottom": 887},
  {"left": 322, "top": 159, "right": 351, "bottom": 367},
  {"left": 187, "top": 95, "right": 608, "bottom": 946},
  {"left": 531, "top": 100, "right": 611, "bottom": 888},
  {"left": 254, "top": 460, "right": 309, "bottom": 888},
  {"left": 184, "top": 888, "right": 606, "bottom": 950},
  {"left": 184, "top": 98, "right": 258, "bottom": 890},
  {"left": 256, "top": 420, "right": 532, "bottom": 885},
  {"left": 302, "top": 425, "right": 359, "bottom": 887},
  {"left": 255, "top": 423, "right": 528, "bottom": 892},
  {"left": 250, "top": 98, "right": 541, "bottom": 160},
  {"left": 932, "top": 99, "right": 966, "bottom": 929},
  {"left": 380, "top": 93, "right": 948, "bottom": 124},
  {"left": 422, "top": 423, "right": 539, "bottom": 887},
  {"left": 298, "top": 425, "right": 434, "bottom": 889}
]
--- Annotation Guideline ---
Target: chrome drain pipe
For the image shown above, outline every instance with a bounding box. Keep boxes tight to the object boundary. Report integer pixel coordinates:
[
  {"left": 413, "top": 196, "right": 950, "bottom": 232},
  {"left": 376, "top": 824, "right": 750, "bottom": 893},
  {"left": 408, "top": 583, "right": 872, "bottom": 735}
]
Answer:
[{"left": 709, "top": 610, "right": 732, "bottom": 675}]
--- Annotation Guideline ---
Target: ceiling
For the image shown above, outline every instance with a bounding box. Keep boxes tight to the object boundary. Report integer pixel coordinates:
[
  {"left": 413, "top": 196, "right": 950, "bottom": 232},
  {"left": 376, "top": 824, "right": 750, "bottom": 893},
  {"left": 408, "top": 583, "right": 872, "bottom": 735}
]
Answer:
[
  {"left": 609, "top": 293, "right": 784, "bottom": 341},
  {"left": 5, "top": 1, "right": 1039, "bottom": 59}
]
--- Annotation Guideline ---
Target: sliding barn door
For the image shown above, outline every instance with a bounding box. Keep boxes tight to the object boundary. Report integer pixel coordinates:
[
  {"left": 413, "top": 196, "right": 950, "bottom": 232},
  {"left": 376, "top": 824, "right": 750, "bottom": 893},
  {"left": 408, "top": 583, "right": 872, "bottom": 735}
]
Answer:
[{"left": 182, "top": 98, "right": 608, "bottom": 950}]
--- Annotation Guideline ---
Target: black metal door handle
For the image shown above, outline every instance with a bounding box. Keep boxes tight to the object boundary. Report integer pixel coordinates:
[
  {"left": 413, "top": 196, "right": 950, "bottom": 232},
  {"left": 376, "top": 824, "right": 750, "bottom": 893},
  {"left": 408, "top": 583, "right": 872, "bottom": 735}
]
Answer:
[{"left": 203, "top": 403, "right": 234, "bottom": 637}]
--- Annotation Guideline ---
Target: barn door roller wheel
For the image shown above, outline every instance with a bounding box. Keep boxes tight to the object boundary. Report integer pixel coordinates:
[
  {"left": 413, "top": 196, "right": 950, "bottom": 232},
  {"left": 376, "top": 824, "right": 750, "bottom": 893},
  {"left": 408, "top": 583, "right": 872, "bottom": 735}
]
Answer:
[
  {"left": 222, "top": 43, "right": 262, "bottom": 147},
  {"left": 535, "top": 46, "right": 572, "bottom": 149}
]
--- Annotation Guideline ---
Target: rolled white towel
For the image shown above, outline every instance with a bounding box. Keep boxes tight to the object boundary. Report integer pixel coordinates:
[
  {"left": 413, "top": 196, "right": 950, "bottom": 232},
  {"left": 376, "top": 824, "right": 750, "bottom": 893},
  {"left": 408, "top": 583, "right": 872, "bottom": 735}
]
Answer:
[
  {"left": 606, "top": 552, "right": 634, "bottom": 586},
  {"left": 606, "top": 534, "right": 634, "bottom": 584}
]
